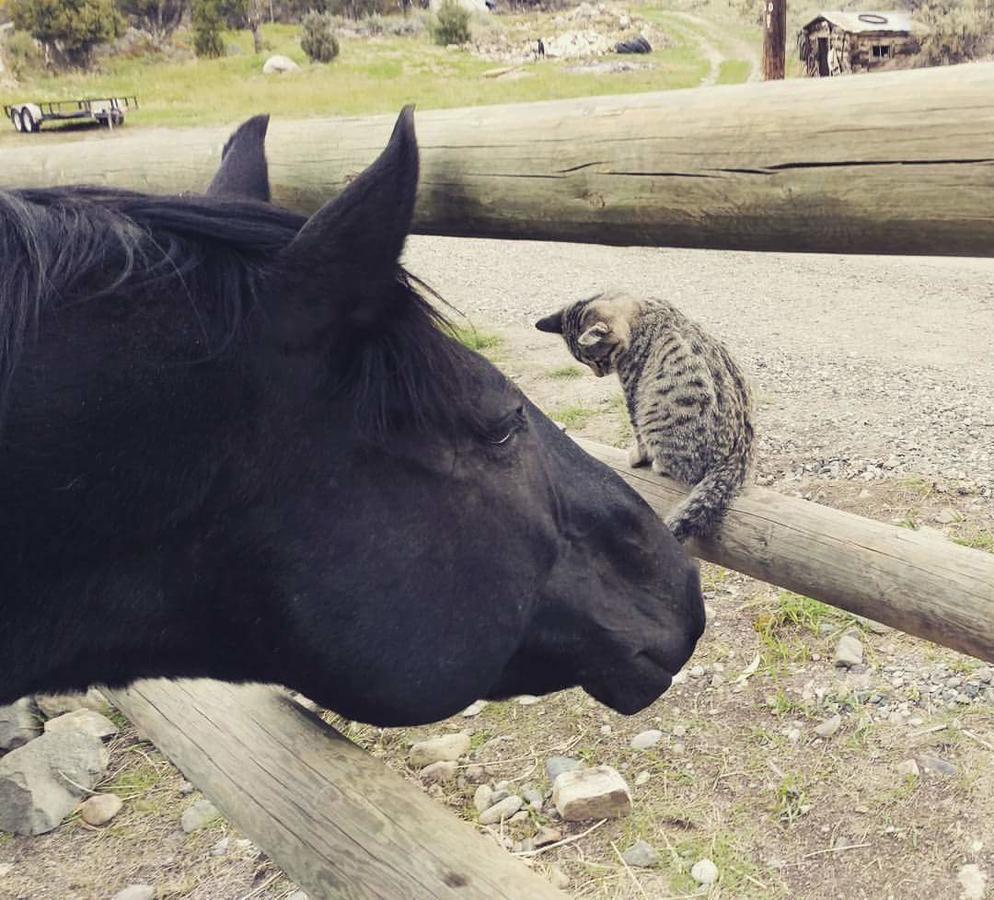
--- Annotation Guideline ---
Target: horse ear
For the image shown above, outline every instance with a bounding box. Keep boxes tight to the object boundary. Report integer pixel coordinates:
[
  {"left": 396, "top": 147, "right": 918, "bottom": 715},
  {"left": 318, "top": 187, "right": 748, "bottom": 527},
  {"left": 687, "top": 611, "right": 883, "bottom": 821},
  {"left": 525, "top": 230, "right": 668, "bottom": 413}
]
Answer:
[
  {"left": 535, "top": 311, "right": 564, "bottom": 334},
  {"left": 276, "top": 106, "right": 418, "bottom": 336},
  {"left": 206, "top": 114, "right": 272, "bottom": 202},
  {"left": 578, "top": 322, "right": 611, "bottom": 346}
]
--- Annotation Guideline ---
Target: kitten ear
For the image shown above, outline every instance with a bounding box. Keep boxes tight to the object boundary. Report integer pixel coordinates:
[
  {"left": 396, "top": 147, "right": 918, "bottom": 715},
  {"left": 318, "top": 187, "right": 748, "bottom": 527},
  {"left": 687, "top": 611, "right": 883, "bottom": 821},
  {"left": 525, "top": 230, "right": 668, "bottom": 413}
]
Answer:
[
  {"left": 578, "top": 322, "right": 611, "bottom": 346},
  {"left": 535, "top": 311, "right": 563, "bottom": 334}
]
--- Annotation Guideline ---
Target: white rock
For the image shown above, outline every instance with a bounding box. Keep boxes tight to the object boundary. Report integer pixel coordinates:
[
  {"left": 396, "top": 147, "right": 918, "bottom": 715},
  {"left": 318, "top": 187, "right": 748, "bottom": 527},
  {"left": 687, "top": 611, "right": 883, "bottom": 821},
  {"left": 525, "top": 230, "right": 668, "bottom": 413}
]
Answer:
[
  {"left": 630, "top": 729, "right": 662, "bottom": 750},
  {"left": 516, "top": 695, "right": 541, "bottom": 705},
  {"left": 419, "top": 760, "right": 458, "bottom": 783},
  {"left": 634, "top": 771, "right": 651, "bottom": 786},
  {"left": 44, "top": 709, "right": 119, "bottom": 741},
  {"left": 552, "top": 766, "right": 632, "bottom": 821},
  {"left": 473, "top": 783, "right": 494, "bottom": 813},
  {"left": 0, "top": 863, "right": 12, "bottom": 878},
  {"left": 478, "top": 795, "right": 523, "bottom": 825},
  {"left": 79, "top": 793, "right": 123, "bottom": 826},
  {"left": 181, "top": 798, "right": 220, "bottom": 833},
  {"left": 460, "top": 700, "right": 488, "bottom": 717},
  {"left": 958, "top": 863, "right": 987, "bottom": 900},
  {"left": 691, "top": 857, "right": 719, "bottom": 885},
  {"left": 113, "top": 887, "right": 155, "bottom": 900},
  {"left": 409, "top": 732, "right": 470, "bottom": 768},
  {"left": 834, "top": 635, "right": 863, "bottom": 668},
  {"left": 35, "top": 690, "right": 107, "bottom": 719},
  {"left": 262, "top": 54, "right": 300, "bottom": 74},
  {"left": 815, "top": 715, "right": 842, "bottom": 738}
]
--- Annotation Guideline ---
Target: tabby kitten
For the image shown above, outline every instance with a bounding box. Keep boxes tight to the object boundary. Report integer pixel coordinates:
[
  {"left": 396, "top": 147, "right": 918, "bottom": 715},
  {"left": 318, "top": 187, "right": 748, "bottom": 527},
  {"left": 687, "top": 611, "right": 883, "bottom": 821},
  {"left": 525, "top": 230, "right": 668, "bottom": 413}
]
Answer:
[{"left": 535, "top": 290, "right": 754, "bottom": 542}]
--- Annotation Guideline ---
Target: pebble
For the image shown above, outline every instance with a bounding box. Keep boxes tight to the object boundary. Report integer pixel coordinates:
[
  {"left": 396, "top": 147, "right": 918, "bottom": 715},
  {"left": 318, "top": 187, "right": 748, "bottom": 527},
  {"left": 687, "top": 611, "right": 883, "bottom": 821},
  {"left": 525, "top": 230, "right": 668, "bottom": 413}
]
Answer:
[
  {"left": 834, "top": 635, "right": 864, "bottom": 668},
  {"left": 473, "top": 784, "right": 494, "bottom": 813},
  {"left": 420, "top": 760, "right": 458, "bottom": 783},
  {"left": 464, "top": 764, "right": 486, "bottom": 783},
  {"left": 112, "top": 887, "right": 155, "bottom": 900},
  {"left": 599, "top": 724, "right": 612, "bottom": 736},
  {"left": 553, "top": 766, "right": 632, "bottom": 821},
  {"left": 672, "top": 724, "right": 687, "bottom": 738},
  {"left": 918, "top": 754, "right": 957, "bottom": 777},
  {"left": 43, "top": 709, "right": 119, "bottom": 741},
  {"left": 178, "top": 781, "right": 195, "bottom": 796},
  {"left": 533, "top": 825, "right": 562, "bottom": 847},
  {"left": 460, "top": 700, "right": 488, "bottom": 717},
  {"left": 478, "top": 795, "right": 523, "bottom": 825},
  {"left": 0, "top": 863, "right": 12, "bottom": 878},
  {"left": 516, "top": 695, "right": 541, "bottom": 705},
  {"left": 211, "top": 837, "right": 230, "bottom": 857},
  {"left": 79, "top": 793, "right": 123, "bottom": 826},
  {"left": 286, "top": 892, "right": 309, "bottom": 900},
  {"left": 545, "top": 755, "right": 583, "bottom": 784},
  {"left": 622, "top": 840, "right": 659, "bottom": 868},
  {"left": 409, "top": 732, "right": 470, "bottom": 768},
  {"left": 181, "top": 798, "right": 220, "bottom": 833},
  {"left": 630, "top": 729, "right": 662, "bottom": 750},
  {"left": 634, "top": 771, "right": 651, "bottom": 786},
  {"left": 34, "top": 690, "right": 107, "bottom": 719},
  {"left": 522, "top": 786, "right": 544, "bottom": 810},
  {"left": 957, "top": 863, "right": 987, "bottom": 900},
  {"left": 691, "top": 857, "right": 719, "bottom": 885},
  {"left": 0, "top": 698, "right": 42, "bottom": 751},
  {"left": 897, "top": 757, "right": 921, "bottom": 779},
  {"left": 548, "top": 864, "right": 571, "bottom": 890},
  {"left": 815, "top": 715, "right": 842, "bottom": 738}
]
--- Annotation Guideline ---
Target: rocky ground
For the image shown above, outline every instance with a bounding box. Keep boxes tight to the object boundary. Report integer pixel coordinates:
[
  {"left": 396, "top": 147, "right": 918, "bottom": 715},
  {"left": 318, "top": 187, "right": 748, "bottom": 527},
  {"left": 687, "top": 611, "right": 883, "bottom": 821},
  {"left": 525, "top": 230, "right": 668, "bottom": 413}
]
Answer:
[{"left": 1, "top": 239, "right": 992, "bottom": 899}]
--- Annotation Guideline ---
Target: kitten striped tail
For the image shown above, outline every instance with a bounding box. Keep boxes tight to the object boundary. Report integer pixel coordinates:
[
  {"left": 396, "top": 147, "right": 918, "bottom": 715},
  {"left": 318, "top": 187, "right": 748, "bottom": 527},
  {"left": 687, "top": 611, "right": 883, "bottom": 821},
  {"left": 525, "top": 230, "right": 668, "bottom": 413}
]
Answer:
[{"left": 664, "top": 444, "right": 751, "bottom": 543}]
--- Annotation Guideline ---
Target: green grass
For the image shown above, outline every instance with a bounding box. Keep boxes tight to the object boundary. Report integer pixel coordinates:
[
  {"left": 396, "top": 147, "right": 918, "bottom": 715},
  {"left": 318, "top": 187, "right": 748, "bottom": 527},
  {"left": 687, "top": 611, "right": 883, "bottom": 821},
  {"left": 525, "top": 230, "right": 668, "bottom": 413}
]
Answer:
[
  {"left": 954, "top": 528, "right": 994, "bottom": 553},
  {"left": 717, "top": 59, "right": 752, "bottom": 83},
  {"left": 1, "top": 19, "right": 713, "bottom": 138},
  {"left": 546, "top": 365, "right": 584, "bottom": 380},
  {"left": 453, "top": 326, "right": 501, "bottom": 352},
  {"left": 550, "top": 404, "right": 597, "bottom": 430},
  {"left": 773, "top": 774, "right": 810, "bottom": 826}
]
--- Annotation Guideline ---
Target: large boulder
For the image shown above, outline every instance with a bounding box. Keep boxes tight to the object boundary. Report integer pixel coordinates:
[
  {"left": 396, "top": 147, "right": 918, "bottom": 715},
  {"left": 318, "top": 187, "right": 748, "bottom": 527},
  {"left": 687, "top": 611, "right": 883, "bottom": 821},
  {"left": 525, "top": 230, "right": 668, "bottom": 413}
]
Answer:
[
  {"left": 44, "top": 709, "right": 119, "bottom": 741},
  {"left": 0, "top": 730, "right": 109, "bottom": 835},
  {"left": 263, "top": 54, "right": 301, "bottom": 75},
  {"left": 0, "top": 698, "right": 42, "bottom": 752}
]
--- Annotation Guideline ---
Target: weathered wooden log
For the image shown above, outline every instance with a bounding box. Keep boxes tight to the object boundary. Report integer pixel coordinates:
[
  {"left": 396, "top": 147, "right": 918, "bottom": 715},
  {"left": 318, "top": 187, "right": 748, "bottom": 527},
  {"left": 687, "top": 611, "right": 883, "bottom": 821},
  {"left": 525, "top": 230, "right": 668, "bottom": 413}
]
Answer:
[
  {"left": 4, "top": 63, "right": 994, "bottom": 255},
  {"left": 575, "top": 437, "right": 994, "bottom": 663},
  {"left": 105, "top": 680, "right": 565, "bottom": 900}
]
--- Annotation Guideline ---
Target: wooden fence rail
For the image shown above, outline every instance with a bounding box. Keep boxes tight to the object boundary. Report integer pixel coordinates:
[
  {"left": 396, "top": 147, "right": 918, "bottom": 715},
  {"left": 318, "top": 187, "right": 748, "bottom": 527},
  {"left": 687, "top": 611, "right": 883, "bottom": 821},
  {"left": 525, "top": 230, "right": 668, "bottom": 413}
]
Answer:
[{"left": 4, "top": 63, "right": 994, "bottom": 256}]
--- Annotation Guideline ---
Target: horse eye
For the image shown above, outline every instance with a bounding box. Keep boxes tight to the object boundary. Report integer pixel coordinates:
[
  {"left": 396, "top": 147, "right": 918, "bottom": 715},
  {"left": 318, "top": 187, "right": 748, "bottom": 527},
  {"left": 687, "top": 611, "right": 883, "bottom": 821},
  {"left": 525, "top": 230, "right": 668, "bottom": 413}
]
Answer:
[{"left": 487, "top": 405, "right": 526, "bottom": 445}]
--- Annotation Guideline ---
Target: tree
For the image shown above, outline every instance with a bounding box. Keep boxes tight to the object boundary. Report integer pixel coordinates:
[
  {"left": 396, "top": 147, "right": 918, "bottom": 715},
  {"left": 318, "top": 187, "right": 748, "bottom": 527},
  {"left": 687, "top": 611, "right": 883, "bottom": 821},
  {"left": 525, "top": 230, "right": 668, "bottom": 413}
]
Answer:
[
  {"left": 116, "top": 0, "right": 187, "bottom": 45},
  {"left": 191, "top": 0, "right": 224, "bottom": 55},
  {"left": 10, "top": 0, "right": 123, "bottom": 67},
  {"left": 431, "top": 0, "right": 469, "bottom": 44},
  {"left": 909, "top": 0, "right": 994, "bottom": 64},
  {"left": 300, "top": 9, "right": 338, "bottom": 60}
]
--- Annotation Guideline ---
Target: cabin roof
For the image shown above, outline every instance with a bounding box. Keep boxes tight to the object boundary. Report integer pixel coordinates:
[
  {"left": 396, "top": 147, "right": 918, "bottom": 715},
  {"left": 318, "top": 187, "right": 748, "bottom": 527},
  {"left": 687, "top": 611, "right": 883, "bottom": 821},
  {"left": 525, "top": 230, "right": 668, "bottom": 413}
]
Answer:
[{"left": 802, "top": 10, "right": 918, "bottom": 33}]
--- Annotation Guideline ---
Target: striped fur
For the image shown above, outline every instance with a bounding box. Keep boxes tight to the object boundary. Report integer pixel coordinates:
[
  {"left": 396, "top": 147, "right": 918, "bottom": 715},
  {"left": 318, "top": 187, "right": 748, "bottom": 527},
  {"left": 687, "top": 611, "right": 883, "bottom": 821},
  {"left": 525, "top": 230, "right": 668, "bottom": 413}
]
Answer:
[{"left": 536, "top": 290, "right": 755, "bottom": 542}]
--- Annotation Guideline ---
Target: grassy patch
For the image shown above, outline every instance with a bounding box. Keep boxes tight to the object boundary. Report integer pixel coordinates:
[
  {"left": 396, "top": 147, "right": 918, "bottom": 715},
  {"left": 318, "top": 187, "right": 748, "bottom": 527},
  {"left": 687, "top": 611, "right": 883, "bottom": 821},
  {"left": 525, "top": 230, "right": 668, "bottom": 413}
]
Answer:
[
  {"left": 546, "top": 365, "right": 584, "bottom": 380},
  {"left": 717, "top": 59, "right": 751, "bottom": 83},
  {"left": 452, "top": 327, "right": 502, "bottom": 357},
  {"left": 773, "top": 774, "right": 810, "bottom": 826},
  {"left": 550, "top": 404, "right": 597, "bottom": 430},
  {"left": 953, "top": 528, "right": 994, "bottom": 553}
]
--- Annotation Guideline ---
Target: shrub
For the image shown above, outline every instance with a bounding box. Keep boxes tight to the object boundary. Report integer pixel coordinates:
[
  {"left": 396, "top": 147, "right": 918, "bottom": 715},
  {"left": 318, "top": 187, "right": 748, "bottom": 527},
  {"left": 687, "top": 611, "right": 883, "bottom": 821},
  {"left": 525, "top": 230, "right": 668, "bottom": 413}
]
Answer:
[
  {"left": 10, "top": 0, "right": 124, "bottom": 67},
  {"left": 300, "top": 10, "right": 339, "bottom": 61},
  {"left": 116, "top": 0, "right": 187, "bottom": 45},
  {"left": 2, "top": 30, "right": 45, "bottom": 77},
  {"left": 912, "top": 0, "right": 994, "bottom": 65},
  {"left": 431, "top": 0, "right": 469, "bottom": 45},
  {"left": 191, "top": 0, "right": 225, "bottom": 56}
]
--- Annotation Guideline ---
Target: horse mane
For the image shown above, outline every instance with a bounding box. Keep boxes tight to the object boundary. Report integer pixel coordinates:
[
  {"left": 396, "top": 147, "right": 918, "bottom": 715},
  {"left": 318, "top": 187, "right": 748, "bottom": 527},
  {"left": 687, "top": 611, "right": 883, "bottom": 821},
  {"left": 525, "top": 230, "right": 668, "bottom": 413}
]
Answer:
[{"left": 0, "top": 186, "right": 480, "bottom": 440}]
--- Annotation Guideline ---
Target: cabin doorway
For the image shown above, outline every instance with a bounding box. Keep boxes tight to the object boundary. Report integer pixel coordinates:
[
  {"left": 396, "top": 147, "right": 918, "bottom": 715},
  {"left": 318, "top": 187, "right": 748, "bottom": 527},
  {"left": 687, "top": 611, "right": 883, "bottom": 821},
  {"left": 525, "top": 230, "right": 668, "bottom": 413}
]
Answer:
[{"left": 817, "top": 37, "right": 830, "bottom": 75}]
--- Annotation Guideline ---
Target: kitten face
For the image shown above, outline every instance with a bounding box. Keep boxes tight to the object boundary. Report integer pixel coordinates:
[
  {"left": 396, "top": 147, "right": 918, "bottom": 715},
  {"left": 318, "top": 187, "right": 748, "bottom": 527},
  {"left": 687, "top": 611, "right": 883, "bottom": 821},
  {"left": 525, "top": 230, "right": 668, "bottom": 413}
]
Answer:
[{"left": 535, "top": 292, "right": 638, "bottom": 377}]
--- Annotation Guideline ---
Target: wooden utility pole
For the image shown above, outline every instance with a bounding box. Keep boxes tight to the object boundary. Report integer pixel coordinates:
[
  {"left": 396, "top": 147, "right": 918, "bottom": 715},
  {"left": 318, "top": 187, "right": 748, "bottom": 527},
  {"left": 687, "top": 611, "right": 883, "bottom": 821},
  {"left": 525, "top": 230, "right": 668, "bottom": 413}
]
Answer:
[{"left": 762, "top": 0, "right": 787, "bottom": 79}]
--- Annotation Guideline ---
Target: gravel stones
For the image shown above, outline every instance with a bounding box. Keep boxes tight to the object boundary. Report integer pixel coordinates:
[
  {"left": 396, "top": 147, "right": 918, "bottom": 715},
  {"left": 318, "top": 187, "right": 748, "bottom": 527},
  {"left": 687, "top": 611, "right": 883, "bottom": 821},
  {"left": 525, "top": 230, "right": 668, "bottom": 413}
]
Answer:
[
  {"left": 409, "top": 732, "right": 470, "bottom": 768},
  {"left": 478, "top": 795, "right": 523, "bottom": 825},
  {"left": 552, "top": 766, "right": 632, "bottom": 821}
]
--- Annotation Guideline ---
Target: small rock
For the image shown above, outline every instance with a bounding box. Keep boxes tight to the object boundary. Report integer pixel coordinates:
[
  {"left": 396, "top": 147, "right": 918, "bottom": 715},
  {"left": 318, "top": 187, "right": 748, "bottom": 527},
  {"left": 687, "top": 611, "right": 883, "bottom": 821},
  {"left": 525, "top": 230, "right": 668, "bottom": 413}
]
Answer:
[
  {"left": 975, "top": 667, "right": 993, "bottom": 684},
  {"left": 0, "top": 863, "right": 12, "bottom": 878},
  {"left": 34, "top": 690, "right": 107, "bottom": 720},
  {"left": 178, "top": 781, "right": 195, "bottom": 796},
  {"left": 211, "top": 837, "right": 230, "bottom": 857},
  {"left": 545, "top": 756, "right": 583, "bottom": 784},
  {"left": 473, "top": 784, "right": 493, "bottom": 814},
  {"left": 622, "top": 840, "right": 659, "bottom": 868},
  {"left": 478, "top": 795, "right": 523, "bottom": 825},
  {"left": 918, "top": 754, "right": 956, "bottom": 777},
  {"left": 419, "top": 760, "right": 457, "bottom": 783},
  {"left": 262, "top": 54, "right": 300, "bottom": 74},
  {"left": 786, "top": 727, "right": 802, "bottom": 743},
  {"left": 113, "top": 887, "right": 155, "bottom": 900},
  {"left": 44, "top": 709, "right": 118, "bottom": 741},
  {"left": 286, "top": 892, "right": 309, "bottom": 900},
  {"left": 522, "top": 786, "right": 543, "bottom": 810},
  {"left": 463, "top": 764, "right": 486, "bottom": 783},
  {"left": 815, "top": 715, "right": 842, "bottom": 738},
  {"left": 552, "top": 766, "right": 632, "bottom": 821},
  {"left": 691, "top": 857, "right": 719, "bottom": 885},
  {"left": 834, "top": 635, "right": 864, "bottom": 668},
  {"left": 0, "top": 698, "right": 42, "bottom": 751},
  {"left": 460, "top": 700, "right": 488, "bottom": 717},
  {"left": 599, "top": 724, "right": 612, "bottom": 736},
  {"left": 509, "top": 810, "right": 529, "bottom": 824},
  {"left": 935, "top": 508, "right": 958, "bottom": 524},
  {"left": 533, "top": 825, "right": 562, "bottom": 847},
  {"left": 958, "top": 863, "right": 987, "bottom": 900},
  {"left": 409, "top": 732, "right": 470, "bottom": 768},
  {"left": 672, "top": 741, "right": 686, "bottom": 754},
  {"left": 0, "top": 730, "right": 109, "bottom": 835},
  {"left": 516, "top": 695, "right": 541, "bottom": 705},
  {"left": 630, "top": 729, "right": 662, "bottom": 751},
  {"left": 181, "top": 798, "right": 220, "bottom": 833},
  {"left": 672, "top": 724, "right": 687, "bottom": 738},
  {"left": 79, "top": 793, "right": 123, "bottom": 826},
  {"left": 548, "top": 864, "right": 570, "bottom": 890},
  {"left": 634, "top": 771, "right": 650, "bottom": 786}
]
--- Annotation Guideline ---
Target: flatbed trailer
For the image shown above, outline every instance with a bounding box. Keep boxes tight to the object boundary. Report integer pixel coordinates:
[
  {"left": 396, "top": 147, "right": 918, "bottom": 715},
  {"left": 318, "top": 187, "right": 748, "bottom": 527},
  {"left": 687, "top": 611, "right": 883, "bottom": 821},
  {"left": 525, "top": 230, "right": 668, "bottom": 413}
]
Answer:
[{"left": 3, "top": 96, "right": 138, "bottom": 133}]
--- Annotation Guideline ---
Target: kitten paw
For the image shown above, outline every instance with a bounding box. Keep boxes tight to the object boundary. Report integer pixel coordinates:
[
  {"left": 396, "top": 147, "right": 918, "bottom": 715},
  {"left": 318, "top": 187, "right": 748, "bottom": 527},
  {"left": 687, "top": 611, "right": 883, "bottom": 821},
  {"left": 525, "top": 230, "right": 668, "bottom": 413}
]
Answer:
[
  {"left": 628, "top": 445, "right": 649, "bottom": 468},
  {"left": 651, "top": 458, "right": 671, "bottom": 478}
]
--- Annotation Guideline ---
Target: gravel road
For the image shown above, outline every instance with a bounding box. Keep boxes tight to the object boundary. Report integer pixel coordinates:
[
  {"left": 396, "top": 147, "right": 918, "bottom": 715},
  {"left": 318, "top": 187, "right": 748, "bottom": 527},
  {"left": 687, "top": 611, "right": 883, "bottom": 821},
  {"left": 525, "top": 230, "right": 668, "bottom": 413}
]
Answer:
[{"left": 406, "top": 237, "right": 994, "bottom": 492}]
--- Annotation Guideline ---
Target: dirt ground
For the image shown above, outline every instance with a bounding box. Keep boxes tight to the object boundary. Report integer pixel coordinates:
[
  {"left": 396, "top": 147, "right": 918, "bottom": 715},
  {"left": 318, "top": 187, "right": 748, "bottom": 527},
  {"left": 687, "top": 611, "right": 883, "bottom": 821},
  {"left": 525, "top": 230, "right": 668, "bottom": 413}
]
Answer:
[{"left": 1, "top": 239, "right": 992, "bottom": 900}]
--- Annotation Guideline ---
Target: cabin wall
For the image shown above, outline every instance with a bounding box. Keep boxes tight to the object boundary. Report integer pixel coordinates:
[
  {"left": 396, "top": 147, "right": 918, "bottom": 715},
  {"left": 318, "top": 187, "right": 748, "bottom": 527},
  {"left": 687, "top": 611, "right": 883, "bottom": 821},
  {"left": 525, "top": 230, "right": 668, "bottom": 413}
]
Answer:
[{"left": 799, "top": 23, "right": 919, "bottom": 77}]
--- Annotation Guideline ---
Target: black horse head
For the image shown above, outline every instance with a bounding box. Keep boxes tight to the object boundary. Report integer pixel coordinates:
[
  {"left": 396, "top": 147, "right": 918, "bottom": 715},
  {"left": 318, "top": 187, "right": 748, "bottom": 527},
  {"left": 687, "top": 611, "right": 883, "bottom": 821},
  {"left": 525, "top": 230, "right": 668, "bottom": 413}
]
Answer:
[{"left": 0, "top": 108, "right": 704, "bottom": 726}]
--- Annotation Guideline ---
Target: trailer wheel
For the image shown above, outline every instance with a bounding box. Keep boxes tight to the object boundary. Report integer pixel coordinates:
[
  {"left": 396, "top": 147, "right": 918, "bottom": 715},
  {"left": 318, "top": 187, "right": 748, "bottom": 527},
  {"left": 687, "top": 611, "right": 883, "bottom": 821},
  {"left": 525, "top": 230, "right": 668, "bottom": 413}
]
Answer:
[
  {"left": 11, "top": 108, "right": 24, "bottom": 133},
  {"left": 20, "top": 107, "right": 38, "bottom": 133}
]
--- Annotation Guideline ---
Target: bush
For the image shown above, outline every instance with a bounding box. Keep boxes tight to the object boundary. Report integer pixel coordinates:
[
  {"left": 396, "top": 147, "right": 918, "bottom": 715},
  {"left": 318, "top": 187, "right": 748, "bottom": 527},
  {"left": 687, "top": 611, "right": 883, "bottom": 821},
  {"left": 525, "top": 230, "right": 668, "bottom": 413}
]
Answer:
[
  {"left": 116, "top": 0, "right": 187, "bottom": 45},
  {"left": 191, "top": 0, "right": 224, "bottom": 56},
  {"left": 912, "top": 0, "right": 994, "bottom": 64},
  {"left": 10, "top": 0, "right": 124, "bottom": 67},
  {"left": 300, "top": 10, "right": 339, "bottom": 61},
  {"left": 2, "top": 30, "right": 44, "bottom": 77},
  {"left": 431, "top": 0, "right": 469, "bottom": 44}
]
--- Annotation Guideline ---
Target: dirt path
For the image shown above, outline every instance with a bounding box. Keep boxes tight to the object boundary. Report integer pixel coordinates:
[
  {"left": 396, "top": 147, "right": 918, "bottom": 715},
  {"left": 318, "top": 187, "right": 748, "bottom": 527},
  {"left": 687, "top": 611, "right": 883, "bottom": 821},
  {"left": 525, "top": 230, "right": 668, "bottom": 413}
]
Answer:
[{"left": 665, "top": 11, "right": 760, "bottom": 84}]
